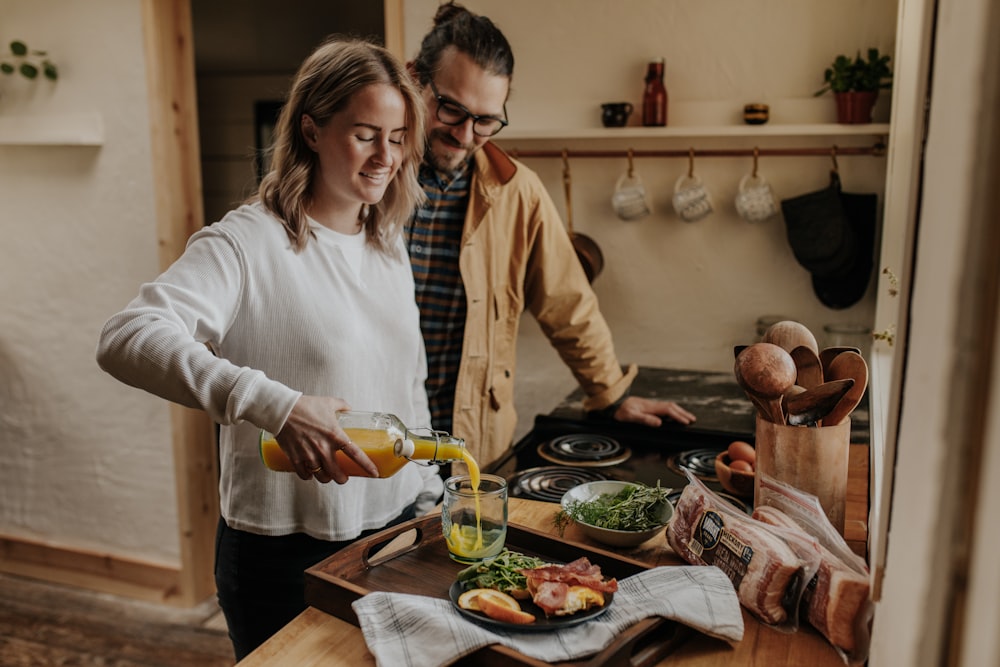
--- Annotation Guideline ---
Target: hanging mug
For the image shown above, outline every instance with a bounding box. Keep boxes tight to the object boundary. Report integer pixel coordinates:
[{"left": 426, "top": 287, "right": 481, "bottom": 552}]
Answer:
[
  {"left": 612, "top": 171, "right": 651, "bottom": 221},
  {"left": 735, "top": 173, "right": 779, "bottom": 222},
  {"left": 672, "top": 174, "right": 713, "bottom": 222}
]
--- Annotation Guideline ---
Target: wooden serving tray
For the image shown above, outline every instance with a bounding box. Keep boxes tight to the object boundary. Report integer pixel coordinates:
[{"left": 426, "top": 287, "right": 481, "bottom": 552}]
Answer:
[{"left": 304, "top": 513, "right": 689, "bottom": 667}]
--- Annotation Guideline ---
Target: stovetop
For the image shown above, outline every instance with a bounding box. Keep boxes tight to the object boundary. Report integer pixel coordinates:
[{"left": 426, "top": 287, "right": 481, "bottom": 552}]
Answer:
[
  {"left": 495, "top": 414, "right": 732, "bottom": 491},
  {"left": 491, "top": 366, "right": 869, "bottom": 510}
]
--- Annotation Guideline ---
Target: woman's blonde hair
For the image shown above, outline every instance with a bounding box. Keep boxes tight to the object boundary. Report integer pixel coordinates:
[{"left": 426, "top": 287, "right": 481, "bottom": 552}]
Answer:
[{"left": 254, "top": 38, "right": 425, "bottom": 253}]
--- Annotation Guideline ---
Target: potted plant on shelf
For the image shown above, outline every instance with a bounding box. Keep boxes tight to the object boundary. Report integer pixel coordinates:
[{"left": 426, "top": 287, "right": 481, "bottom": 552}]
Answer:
[
  {"left": 814, "top": 48, "right": 891, "bottom": 124},
  {"left": 1, "top": 40, "right": 58, "bottom": 81}
]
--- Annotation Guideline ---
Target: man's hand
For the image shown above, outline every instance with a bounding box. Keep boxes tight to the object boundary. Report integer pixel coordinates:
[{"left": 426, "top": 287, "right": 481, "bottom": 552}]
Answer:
[{"left": 613, "top": 396, "right": 697, "bottom": 428}]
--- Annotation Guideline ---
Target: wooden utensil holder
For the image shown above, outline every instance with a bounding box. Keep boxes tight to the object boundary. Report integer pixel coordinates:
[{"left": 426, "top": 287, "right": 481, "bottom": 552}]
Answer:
[{"left": 754, "top": 415, "right": 850, "bottom": 535}]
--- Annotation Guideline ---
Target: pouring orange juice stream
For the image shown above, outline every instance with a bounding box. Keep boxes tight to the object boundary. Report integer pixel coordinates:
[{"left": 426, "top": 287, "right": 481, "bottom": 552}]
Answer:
[{"left": 260, "top": 416, "right": 485, "bottom": 554}]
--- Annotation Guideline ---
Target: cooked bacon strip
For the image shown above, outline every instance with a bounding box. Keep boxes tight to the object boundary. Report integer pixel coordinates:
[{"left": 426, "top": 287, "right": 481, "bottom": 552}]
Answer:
[
  {"left": 530, "top": 580, "right": 569, "bottom": 616},
  {"left": 518, "top": 557, "right": 619, "bottom": 593}
]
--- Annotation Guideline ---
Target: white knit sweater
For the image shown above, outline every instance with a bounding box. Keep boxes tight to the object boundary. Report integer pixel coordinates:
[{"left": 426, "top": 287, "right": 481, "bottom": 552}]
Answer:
[{"left": 97, "top": 203, "right": 441, "bottom": 540}]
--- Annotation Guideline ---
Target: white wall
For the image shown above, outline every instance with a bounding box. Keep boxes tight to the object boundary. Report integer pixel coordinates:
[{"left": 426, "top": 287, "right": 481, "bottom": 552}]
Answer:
[{"left": 0, "top": 0, "right": 179, "bottom": 564}]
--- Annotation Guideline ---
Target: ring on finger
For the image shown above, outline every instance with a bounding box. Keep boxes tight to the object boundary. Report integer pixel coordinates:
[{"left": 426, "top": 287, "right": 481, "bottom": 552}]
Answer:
[{"left": 308, "top": 464, "right": 323, "bottom": 473}]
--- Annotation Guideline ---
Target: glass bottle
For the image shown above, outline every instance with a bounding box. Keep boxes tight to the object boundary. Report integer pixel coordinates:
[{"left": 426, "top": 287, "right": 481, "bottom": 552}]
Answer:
[
  {"left": 642, "top": 58, "right": 668, "bottom": 127},
  {"left": 260, "top": 410, "right": 469, "bottom": 478},
  {"left": 823, "top": 323, "right": 873, "bottom": 362}
]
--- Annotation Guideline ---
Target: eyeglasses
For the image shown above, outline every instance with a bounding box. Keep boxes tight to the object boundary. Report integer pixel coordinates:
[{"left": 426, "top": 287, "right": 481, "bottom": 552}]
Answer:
[{"left": 428, "top": 80, "right": 508, "bottom": 137}]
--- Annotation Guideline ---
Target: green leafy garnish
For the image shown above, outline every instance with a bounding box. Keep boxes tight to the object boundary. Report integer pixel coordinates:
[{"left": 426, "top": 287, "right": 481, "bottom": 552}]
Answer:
[
  {"left": 455, "top": 549, "right": 547, "bottom": 595},
  {"left": 554, "top": 482, "right": 672, "bottom": 535}
]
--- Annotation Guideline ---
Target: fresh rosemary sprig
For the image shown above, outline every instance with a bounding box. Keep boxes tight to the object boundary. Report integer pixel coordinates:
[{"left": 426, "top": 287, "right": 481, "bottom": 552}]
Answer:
[{"left": 554, "top": 482, "right": 672, "bottom": 535}]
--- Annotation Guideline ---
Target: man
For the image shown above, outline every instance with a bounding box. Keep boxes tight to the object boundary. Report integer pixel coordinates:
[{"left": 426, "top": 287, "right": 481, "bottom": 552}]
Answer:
[{"left": 406, "top": 2, "right": 695, "bottom": 470}]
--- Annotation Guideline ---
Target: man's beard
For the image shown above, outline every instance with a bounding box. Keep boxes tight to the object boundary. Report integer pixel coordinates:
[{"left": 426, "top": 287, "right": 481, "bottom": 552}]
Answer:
[{"left": 426, "top": 127, "right": 477, "bottom": 175}]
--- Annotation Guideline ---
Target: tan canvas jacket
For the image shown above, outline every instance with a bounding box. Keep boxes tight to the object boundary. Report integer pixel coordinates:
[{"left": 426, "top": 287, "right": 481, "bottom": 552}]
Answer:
[{"left": 453, "top": 142, "right": 636, "bottom": 469}]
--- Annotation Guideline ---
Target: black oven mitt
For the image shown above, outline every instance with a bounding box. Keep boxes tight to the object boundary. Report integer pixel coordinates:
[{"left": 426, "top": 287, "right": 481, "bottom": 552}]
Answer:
[{"left": 780, "top": 172, "right": 878, "bottom": 309}]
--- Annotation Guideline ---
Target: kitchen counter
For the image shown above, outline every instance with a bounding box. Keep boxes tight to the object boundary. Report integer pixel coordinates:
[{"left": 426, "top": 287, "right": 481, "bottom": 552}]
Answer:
[{"left": 239, "top": 443, "right": 869, "bottom": 666}]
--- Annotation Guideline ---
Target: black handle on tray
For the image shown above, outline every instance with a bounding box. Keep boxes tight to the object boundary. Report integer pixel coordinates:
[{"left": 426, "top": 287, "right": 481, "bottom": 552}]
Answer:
[{"left": 626, "top": 619, "right": 691, "bottom": 667}]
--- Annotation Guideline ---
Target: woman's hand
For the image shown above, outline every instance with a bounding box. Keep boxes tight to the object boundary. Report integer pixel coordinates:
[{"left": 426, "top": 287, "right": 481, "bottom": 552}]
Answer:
[{"left": 275, "top": 396, "right": 379, "bottom": 483}]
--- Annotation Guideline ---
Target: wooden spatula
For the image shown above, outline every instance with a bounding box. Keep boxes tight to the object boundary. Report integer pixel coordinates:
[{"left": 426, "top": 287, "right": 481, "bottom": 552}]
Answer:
[
  {"left": 818, "top": 346, "right": 861, "bottom": 379},
  {"left": 784, "top": 378, "right": 855, "bottom": 426},
  {"left": 823, "top": 351, "right": 868, "bottom": 425},
  {"left": 791, "top": 345, "right": 823, "bottom": 390}
]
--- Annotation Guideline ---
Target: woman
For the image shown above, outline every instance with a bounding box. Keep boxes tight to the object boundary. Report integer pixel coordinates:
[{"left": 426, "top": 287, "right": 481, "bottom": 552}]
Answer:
[{"left": 96, "top": 38, "right": 437, "bottom": 659}]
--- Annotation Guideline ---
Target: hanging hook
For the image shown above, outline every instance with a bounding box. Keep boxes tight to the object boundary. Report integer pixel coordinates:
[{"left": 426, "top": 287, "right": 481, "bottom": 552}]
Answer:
[
  {"left": 830, "top": 145, "right": 840, "bottom": 173},
  {"left": 688, "top": 147, "right": 695, "bottom": 178},
  {"left": 627, "top": 148, "right": 635, "bottom": 178},
  {"left": 752, "top": 146, "right": 760, "bottom": 178},
  {"left": 561, "top": 149, "right": 574, "bottom": 235}
]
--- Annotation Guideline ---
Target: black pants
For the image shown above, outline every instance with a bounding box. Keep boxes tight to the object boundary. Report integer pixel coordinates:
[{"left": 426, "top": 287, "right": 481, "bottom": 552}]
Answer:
[{"left": 214, "top": 504, "right": 416, "bottom": 661}]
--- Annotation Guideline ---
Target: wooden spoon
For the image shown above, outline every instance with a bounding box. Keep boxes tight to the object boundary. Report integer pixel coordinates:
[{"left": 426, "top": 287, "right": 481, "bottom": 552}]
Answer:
[
  {"left": 824, "top": 351, "right": 869, "bottom": 425},
  {"left": 762, "top": 320, "right": 819, "bottom": 355},
  {"left": 780, "top": 384, "right": 805, "bottom": 419},
  {"left": 734, "top": 343, "right": 797, "bottom": 424},
  {"left": 818, "top": 346, "right": 862, "bottom": 379},
  {"left": 784, "top": 378, "right": 855, "bottom": 426},
  {"left": 783, "top": 384, "right": 806, "bottom": 399},
  {"left": 790, "top": 345, "right": 823, "bottom": 390}
]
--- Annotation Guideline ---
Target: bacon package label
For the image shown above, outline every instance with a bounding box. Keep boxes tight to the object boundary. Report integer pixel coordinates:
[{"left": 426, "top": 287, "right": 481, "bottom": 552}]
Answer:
[{"left": 688, "top": 510, "right": 754, "bottom": 587}]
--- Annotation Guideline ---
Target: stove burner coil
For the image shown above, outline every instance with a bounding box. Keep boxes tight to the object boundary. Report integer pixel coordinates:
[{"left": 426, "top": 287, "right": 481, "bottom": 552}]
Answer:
[
  {"left": 508, "top": 466, "right": 617, "bottom": 503},
  {"left": 537, "top": 434, "right": 631, "bottom": 467},
  {"left": 666, "top": 448, "right": 722, "bottom": 482}
]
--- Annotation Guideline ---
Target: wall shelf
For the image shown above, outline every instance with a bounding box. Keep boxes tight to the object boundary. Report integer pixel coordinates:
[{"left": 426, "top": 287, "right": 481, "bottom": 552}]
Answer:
[
  {"left": 496, "top": 123, "right": 890, "bottom": 142},
  {"left": 0, "top": 111, "right": 105, "bottom": 146}
]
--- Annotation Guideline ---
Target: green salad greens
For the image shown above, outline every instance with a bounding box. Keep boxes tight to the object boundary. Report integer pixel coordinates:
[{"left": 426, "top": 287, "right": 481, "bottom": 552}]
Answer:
[
  {"left": 554, "top": 482, "right": 672, "bottom": 535},
  {"left": 455, "top": 549, "right": 547, "bottom": 595}
]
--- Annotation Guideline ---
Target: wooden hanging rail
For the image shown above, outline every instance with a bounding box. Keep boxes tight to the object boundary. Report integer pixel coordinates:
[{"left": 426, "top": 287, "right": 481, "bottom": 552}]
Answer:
[{"left": 506, "top": 142, "right": 887, "bottom": 160}]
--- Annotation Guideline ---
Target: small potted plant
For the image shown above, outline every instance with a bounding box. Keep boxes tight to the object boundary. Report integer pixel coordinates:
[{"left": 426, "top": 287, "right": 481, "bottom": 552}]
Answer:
[
  {"left": 1, "top": 40, "right": 58, "bottom": 81},
  {"left": 814, "top": 48, "right": 891, "bottom": 124}
]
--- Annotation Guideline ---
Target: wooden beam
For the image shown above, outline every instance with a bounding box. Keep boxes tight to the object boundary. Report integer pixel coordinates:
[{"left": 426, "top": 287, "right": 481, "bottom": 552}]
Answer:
[
  {"left": 141, "top": 0, "right": 219, "bottom": 607},
  {"left": 0, "top": 535, "right": 184, "bottom": 606},
  {"left": 383, "top": 0, "right": 405, "bottom": 60}
]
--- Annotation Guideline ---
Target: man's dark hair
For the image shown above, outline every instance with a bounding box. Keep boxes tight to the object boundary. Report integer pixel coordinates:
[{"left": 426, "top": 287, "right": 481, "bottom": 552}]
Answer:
[{"left": 412, "top": 1, "right": 514, "bottom": 84}]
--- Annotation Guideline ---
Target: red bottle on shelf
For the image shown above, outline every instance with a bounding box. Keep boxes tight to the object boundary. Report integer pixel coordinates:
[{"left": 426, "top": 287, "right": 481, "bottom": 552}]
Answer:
[{"left": 642, "top": 58, "right": 668, "bottom": 127}]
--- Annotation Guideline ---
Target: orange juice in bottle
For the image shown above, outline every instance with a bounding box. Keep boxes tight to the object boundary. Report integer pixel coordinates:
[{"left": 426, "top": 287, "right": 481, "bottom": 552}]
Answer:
[{"left": 259, "top": 410, "right": 467, "bottom": 477}]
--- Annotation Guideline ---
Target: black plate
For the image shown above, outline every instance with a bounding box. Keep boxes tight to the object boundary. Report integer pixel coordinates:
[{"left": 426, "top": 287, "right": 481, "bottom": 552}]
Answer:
[{"left": 448, "top": 580, "right": 613, "bottom": 632}]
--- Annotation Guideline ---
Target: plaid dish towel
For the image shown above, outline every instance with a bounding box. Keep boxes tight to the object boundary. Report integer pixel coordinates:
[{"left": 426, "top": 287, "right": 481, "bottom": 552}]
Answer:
[{"left": 351, "top": 566, "right": 743, "bottom": 667}]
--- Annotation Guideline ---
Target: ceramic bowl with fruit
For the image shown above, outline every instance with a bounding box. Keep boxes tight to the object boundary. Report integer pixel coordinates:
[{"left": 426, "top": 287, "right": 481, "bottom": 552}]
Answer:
[{"left": 714, "top": 441, "right": 756, "bottom": 499}]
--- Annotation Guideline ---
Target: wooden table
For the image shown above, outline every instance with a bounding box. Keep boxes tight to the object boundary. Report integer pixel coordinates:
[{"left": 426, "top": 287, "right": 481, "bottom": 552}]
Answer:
[{"left": 240, "top": 445, "right": 868, "bottom": 666}]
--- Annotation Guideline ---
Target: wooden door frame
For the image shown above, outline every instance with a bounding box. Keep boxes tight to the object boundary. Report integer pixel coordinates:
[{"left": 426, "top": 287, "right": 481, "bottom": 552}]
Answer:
[{"left": 142, "top": 0, "right": 218, "bottom": 606}]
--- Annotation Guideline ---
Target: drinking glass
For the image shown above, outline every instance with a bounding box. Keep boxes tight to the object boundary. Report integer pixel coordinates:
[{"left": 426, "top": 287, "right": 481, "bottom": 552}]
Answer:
[{"left": 442, "top": 474, "right": 508, "bottom": 564}]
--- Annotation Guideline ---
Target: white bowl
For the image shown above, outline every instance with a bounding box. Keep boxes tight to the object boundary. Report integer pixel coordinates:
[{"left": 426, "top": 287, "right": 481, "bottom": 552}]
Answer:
[{"left": 560, "top": 481, "right": 674, "bottom": 548}]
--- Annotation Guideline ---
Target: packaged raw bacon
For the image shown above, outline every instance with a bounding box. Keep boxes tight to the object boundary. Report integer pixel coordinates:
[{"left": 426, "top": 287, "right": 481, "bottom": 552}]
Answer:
[
  {"left": 754, "top": 474, "right": 873, "bottom": 665},
  {"left": 755, "top": 473, "right": 868, "bottom": 573},
  {"left": 666, "top": 473, "right": 819, "bottom": 631}
]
